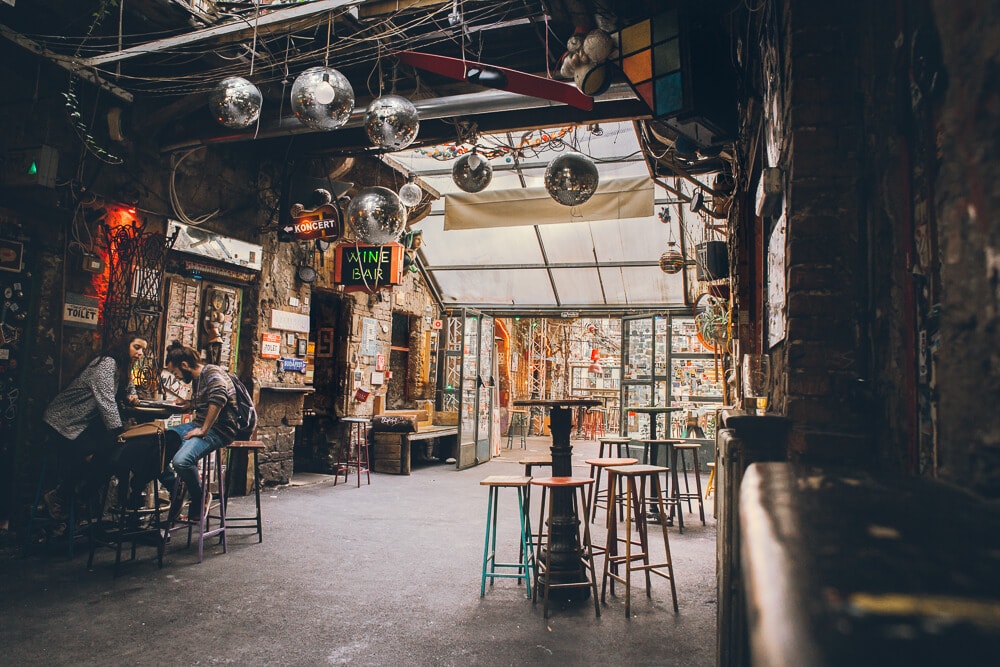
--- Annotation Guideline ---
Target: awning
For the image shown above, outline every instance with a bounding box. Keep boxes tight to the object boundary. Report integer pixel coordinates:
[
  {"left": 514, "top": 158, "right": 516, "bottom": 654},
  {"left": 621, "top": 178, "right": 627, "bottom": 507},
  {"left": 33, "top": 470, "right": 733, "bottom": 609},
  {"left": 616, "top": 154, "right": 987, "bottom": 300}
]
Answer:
[{"left": 443, "top": 176, "right": 654, "bottom": 230}]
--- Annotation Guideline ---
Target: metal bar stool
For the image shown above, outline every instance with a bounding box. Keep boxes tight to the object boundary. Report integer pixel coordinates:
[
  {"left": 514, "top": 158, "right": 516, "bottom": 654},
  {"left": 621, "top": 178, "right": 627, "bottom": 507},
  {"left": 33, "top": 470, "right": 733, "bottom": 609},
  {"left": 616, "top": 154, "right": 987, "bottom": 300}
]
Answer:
[
  {"left": 584, "top": 408, "right": 606, "bottom": 440},
  {"left": 336, "top": 417, "right": 371, "bottom": 487},
  {"left": 671, "top": 442, "right": 706, "bottom": 527},
  {"left": 585, "top": 456, "right": 638, "bottom": 523},
  {"left": 505, "top": 410, "right": 528, "bottom": 449},
  {"left": 597, "top": 436, "right": 631, "bottom": 459},
  {"left": 601, "top": 464, "right": 679, "bottom": 617},
  {"left": 162, "top": 447, "right": 227, "bottom": 564},
  {"left": 530, "top": 476, "right": 601, "bottom": 619},
  {"left": 226, "top": 431, "right": 265, "bottom": 543},
  {"left": 480, "top": 475, "right": 534, "bottom": 597}
]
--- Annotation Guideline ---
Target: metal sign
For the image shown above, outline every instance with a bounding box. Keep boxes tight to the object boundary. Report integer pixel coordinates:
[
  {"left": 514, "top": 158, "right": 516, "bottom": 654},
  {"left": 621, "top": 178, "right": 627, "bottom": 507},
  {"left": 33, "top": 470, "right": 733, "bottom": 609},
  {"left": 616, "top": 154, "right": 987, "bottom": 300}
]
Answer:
[
  {"left": 63, "top": 292, "right": 100, "bottom": 329},
  {"left": 282, "top": 203, "right": 343, "bottom": 242}
]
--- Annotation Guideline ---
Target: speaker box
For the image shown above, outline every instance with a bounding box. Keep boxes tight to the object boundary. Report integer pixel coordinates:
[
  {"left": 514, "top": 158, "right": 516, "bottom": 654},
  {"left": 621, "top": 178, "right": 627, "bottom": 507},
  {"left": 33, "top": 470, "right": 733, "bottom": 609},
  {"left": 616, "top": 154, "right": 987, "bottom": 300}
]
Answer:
[{"left": 696, "top": 241, "right": 728, "bottom": 281}]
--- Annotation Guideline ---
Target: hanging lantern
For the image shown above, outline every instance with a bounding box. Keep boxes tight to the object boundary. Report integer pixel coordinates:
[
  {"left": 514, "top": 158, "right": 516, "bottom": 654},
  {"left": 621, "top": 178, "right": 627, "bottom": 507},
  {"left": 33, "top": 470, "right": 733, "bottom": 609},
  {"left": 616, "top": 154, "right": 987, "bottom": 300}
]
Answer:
[
  {"left": 452, "top": 152, "right": 493, "bottom": 193},
  {"left": 543, "top": 152, "right": 599, "bottom": 206},
  {"left": 659, "top": 242, "right": 686, "bottom": 274},
  {"left": 208, "top": 77, "right": 262, "bottom": 129},
  {"left": 364, "top": 95, "right": 420, "bottom": 151},
  {"left": 291, "top": 66, "right": 355, "bottom": 130},
  {"left": 346, "top": 186, "right": 406, "bottom": 245},
  {"left": 588, "top": 361, "right": 603, "bottom": 374},
  {"left": 591, "top": 348, "right": 600, "bottom": 361}
]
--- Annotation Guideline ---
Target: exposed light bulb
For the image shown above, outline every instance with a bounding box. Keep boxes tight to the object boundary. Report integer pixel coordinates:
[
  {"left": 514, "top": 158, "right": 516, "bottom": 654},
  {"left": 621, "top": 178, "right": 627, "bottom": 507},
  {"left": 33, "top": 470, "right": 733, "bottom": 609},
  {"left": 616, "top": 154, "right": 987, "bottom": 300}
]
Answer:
[
  {"left": 467, "top": 152, "right": 483, "bottom": 170},
  {"left": 313, "top": 79, "right": 336, "bottom": 105}
]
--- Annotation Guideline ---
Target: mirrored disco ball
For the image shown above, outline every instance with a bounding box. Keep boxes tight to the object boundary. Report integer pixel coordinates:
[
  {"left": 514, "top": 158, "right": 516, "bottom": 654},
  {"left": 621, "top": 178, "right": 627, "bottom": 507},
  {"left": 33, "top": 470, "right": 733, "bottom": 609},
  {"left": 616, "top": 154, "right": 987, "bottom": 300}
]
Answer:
[
  {"left": 347, "top": 187, "right": 406, "bottom": 244},
  {"left": 398, "top": 182, "right": 422, "bottom": 207},
  {"left": 451, "top": 153, "right": 493, "bottom": 193},
  {"left": 291, "top": 66, "right": 355, "bottom": 130},
  {"left": 544, "top": 152, "right": 599, "bottom": 206},
  {"left": 209, "top": 77, "right": 262, "bottom": 129},
  {"left": 364, "top": 95, "right": 420, "bottom": 151}
]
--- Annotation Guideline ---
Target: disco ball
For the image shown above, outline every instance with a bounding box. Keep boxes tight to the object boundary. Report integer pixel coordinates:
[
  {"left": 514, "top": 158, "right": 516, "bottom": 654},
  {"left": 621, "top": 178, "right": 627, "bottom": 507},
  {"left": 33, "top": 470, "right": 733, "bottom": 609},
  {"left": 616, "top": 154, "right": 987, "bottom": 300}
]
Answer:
[
  {"left": 364, "top": 95, "right": 420, "bottom": 151},
  {"left": 398, "top": 182, "right": 423, "bottom": 207},
  {"left": 544, "top": 152, "right": 599, "bottom": 206},
  {"left": 209, "top": 77, "right": 262, "bottom": 129},
  {"left": 659, "top": 245, "right": 686, "bottom": 274},
  {"left": 452, "top": 153, "right": 493, "bottom": 193},
  {"left": 347, "top": 187, "right": 407, "bottom": 245},
  {"left": 291, "top": 66, "right": 355, "bottom": 130}
]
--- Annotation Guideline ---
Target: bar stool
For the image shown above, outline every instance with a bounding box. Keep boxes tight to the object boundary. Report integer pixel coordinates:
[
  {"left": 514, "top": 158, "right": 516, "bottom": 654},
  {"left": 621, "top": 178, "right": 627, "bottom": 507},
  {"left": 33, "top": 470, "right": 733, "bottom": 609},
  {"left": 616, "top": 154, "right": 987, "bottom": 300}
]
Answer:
[
  {"left": 336, "top": 417, "right": 371, "bottom": 487},
  {"left": 597, "top": 436, "right": 631, "bottom": 459},
  {"left": 585, "top": 456, "right": 638, "bottom": 523},
  {"left": 530, "top": 476, "right": 601, "bottom": 619},
  {"left": 162, "top": 447, "right": 227, "bottom": 564},
  {"left": 705, "top": 462, "right": 716, "bottom": 499},
  {"left": 671, "top": 442, "right": 706, "bottom": 527},
  {"left": 226, "top": 431, "right": 265, "bottom": 543},
  {"left": 638, "top": 439, "right": 684, "bottom": 530},
  {"left": 505, "top": 410, "right": 528, "bottom": 449},
  {"left": 584, "top": 408, "right": 606, "bottom": 440},
  {"left": 480, "top": 475, "right": 534, "bottom": 597},
  {"left": 601, "top": 464, "right": 678, "bottom": 617}
]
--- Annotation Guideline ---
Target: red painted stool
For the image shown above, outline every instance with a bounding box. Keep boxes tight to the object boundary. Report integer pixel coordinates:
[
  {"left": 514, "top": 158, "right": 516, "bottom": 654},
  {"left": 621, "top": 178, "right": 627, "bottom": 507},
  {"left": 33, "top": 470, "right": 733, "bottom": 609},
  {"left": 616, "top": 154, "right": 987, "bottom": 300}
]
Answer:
[{"left": 336, "top": 417, "right": 371, "bottom": 487}]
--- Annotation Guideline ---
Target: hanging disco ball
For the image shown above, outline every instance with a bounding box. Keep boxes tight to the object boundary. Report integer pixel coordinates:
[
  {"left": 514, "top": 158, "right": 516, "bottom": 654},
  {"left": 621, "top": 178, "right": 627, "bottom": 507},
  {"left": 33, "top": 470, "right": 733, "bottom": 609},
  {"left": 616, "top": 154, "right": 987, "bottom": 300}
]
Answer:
[
  {"left": 398, "top": 182, "right": 422, "bottom": 208},
  {"left": 291, "top": 66, "right": 355, "bottom": 130},
  {"left": 209, "top": 77, "right": 262, "bottom": 129},
  {"left": 452, "top": 153, "right": 493, "bottom": 193},
  {"left": 544, "top": 152, "right": 599, "bottom": 206},
  {"left": 364, "top": 95, "right": 420, "bottom": 151},
  {"left": 347, "top": 187, "right": 407, "bottom": 245},
  {"left": 659, "top": 244, "right": 686, "bottom": 274}
]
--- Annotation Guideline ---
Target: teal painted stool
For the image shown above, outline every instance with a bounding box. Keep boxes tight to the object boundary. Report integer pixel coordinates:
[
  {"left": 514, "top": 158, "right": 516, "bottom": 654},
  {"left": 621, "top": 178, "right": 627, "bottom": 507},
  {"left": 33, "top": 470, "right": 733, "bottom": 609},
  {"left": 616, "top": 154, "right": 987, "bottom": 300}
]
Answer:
[{"left": 480, "top": 475, "right": 534, "bottom": 598}]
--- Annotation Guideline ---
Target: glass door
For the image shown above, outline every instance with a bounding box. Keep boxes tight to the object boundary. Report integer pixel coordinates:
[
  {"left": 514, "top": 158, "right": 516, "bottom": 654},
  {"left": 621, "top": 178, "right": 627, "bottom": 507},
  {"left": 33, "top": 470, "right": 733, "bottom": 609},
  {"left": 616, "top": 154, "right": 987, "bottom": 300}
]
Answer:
[
  {"left": 620, "top": 313, "right": 671, "bottom": 438},
  {"left": 476, "top": 314, "right": 495, "bottom": 463}
]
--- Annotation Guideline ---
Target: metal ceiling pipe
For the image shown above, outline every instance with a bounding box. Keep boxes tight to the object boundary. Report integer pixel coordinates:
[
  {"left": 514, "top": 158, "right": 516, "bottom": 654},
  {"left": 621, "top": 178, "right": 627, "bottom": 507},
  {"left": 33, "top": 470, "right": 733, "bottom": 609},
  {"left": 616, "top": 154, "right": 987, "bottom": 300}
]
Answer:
[{"left": 161, "top": 82, "right": 637, "bottom": 153}]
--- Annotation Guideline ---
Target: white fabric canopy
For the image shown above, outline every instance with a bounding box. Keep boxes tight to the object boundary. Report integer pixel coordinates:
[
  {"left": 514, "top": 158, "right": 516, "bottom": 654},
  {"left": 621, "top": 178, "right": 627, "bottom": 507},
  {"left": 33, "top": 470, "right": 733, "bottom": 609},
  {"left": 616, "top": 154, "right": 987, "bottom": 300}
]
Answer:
[{"left": 443, "top": 176, "right": 654, "bottom": 230}]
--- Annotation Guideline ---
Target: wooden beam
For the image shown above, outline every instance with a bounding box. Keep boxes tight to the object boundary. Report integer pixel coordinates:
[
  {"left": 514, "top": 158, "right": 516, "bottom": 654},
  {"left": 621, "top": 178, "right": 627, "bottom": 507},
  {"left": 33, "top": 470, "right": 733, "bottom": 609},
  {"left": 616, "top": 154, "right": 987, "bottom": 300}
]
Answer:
[
  {"left": 358, "top": 0, "right": 447, "bottom": 18},
  {"left": 81, "top": 0, "right": 360, "bottom": 67},
  {"left": 0, "top": 24, "right": 133, "bottom": 102}
]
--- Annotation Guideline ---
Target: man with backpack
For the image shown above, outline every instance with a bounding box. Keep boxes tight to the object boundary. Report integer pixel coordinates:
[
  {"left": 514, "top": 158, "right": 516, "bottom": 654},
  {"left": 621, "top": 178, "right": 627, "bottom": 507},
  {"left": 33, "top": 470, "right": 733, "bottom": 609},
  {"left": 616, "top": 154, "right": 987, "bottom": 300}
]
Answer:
[{"left": 162, "top": 341, "right": 240, "bottom": 522}]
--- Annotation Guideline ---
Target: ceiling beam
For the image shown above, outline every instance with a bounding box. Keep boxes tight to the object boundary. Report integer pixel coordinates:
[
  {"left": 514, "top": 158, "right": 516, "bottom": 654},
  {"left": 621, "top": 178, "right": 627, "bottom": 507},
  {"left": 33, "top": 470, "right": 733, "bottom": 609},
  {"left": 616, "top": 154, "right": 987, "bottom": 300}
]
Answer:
[
  {"left": 0, "top": 25, "right": 133, "bottom": 102},
  {"left": 81, "top": 0, "right": 361, "bottom": 67}
]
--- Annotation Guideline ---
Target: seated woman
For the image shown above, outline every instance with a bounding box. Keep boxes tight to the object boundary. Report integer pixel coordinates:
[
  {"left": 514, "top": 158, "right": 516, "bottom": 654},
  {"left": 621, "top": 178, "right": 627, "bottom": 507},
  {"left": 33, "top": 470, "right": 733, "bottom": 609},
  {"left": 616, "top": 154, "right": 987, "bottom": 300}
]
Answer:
[{"left": 41, "top": 334, "right": 148, "bottom": 519}]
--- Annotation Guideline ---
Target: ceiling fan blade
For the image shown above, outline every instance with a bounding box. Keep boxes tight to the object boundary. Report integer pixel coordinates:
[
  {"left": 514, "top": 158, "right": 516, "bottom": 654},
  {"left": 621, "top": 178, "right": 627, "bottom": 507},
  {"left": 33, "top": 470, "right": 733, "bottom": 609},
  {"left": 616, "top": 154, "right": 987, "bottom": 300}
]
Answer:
[{"left": 394, "top": 50, "right": 594, "bottom": 112}]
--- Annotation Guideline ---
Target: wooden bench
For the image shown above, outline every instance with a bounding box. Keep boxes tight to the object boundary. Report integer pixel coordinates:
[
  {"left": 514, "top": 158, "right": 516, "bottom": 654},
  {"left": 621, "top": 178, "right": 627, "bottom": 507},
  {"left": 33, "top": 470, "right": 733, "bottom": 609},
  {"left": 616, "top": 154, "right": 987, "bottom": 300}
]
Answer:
[{"left": 372, "top": 423, "right": 459, "bottom": 475}]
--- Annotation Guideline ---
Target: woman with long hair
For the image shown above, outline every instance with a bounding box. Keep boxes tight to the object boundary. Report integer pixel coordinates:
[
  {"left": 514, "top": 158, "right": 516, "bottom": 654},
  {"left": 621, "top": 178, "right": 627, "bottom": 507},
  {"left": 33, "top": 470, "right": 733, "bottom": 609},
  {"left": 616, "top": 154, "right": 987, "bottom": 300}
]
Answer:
[{"left": 41, "top": 334, "right": 148, "bottom": 519}]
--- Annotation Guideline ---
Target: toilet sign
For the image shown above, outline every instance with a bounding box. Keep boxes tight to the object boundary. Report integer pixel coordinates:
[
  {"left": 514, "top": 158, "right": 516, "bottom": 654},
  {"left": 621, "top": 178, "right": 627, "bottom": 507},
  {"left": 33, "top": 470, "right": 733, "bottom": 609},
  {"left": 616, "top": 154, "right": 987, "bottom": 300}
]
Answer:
[{"left": 63, "top": 292, "right": 99, "bottom": 329}]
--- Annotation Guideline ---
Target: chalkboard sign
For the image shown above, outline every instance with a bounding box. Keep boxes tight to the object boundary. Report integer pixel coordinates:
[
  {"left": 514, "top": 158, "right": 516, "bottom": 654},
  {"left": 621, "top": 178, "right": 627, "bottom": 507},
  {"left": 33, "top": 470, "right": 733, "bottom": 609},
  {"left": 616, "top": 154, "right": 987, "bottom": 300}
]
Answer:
[{"left": 334, "top": 243, "right": 404, "bottom": 289}]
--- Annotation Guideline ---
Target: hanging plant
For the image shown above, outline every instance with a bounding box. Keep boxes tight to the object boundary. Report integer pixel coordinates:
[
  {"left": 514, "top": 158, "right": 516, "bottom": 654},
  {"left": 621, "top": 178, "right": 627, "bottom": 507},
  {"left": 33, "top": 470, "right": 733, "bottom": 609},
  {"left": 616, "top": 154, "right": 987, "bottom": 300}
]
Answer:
[{"left": 694, "top": 296, "right": 730, "bottom": 353}]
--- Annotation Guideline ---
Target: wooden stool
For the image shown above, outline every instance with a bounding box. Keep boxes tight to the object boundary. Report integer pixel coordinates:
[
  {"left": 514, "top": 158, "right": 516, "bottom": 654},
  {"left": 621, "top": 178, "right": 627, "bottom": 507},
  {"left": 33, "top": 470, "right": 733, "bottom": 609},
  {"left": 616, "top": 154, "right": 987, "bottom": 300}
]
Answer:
[
  {"left": 638, "top": 439, "right": 684, "bottom": 529},
  {"left": 705, "top": 462, "right": 716, "bottom": 499},
  {"left": 226, "top": 434, "right": 265, "bottom": 543},
  {"left": 480, "top": 476, "right": 534, "bottom": 598},
  {"left": 530, "top": 476, "right": 601, "bottom": 618},
  {"left": 505, "top": 410, "right": 528, "bottom": 449},
  {"left": 597, "top": 436, "right": 631, "bottom": 459},
  {"left": 584, "top": 408, "right": 606, "bottom": 440},
  {"left": 163, "top": 447, "right": 227, "bottom": 564},
  {"left": 671, "top": 442, "right": 706, "bottom": 528},
  {"left": 336, "top": 417, "right": 371, "bottom": 487},
  {"left": 585, "top": 457, "right": 638, "bottom": 524},
  {"left": 601, "top": 464, "right": 678, "bottom": 617}
]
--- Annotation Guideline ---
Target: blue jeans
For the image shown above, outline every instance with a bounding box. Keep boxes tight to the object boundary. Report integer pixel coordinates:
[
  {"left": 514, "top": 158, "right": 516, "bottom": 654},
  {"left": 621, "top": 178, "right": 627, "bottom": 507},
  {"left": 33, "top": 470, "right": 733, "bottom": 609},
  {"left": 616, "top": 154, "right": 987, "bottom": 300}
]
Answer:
[{"left": 166, "top": 422, "right": 229, "bottom": 504}]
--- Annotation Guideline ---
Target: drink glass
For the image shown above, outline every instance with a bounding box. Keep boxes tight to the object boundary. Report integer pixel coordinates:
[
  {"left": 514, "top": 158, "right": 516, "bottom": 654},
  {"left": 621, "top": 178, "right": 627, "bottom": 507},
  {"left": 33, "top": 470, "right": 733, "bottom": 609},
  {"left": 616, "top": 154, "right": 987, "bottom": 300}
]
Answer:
[{"left": 743, "top": 354, "right": 771, "bottom": 415}]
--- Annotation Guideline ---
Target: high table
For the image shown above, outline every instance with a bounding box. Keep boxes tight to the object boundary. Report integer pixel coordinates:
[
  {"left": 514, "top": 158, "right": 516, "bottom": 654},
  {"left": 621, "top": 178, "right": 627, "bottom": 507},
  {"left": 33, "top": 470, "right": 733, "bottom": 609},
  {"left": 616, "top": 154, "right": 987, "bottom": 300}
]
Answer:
[{"left": 514, "top": 398, "right": 601, "bottom": 602}]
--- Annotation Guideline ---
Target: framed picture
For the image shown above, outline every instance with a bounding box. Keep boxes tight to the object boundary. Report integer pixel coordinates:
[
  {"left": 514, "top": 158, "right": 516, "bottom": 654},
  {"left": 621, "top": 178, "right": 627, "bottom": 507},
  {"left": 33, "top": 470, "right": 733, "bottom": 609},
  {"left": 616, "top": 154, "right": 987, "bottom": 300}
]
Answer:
[
  {"left": 0, "top": 239, "right": 24, "bottom": 273},
  {"left": 317, "top": 327, "right": 334, "bottom": 358},
  {"left": 296, "top": 337, "right": 308, "bottom": 356}
]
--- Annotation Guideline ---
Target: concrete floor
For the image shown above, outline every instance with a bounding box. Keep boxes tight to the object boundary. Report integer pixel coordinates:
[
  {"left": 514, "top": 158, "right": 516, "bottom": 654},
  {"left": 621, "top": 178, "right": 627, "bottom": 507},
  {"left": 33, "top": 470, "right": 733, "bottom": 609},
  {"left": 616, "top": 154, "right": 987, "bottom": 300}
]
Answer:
[{"left": 0, "top": 436, "right": 717, "bottom": 666}]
